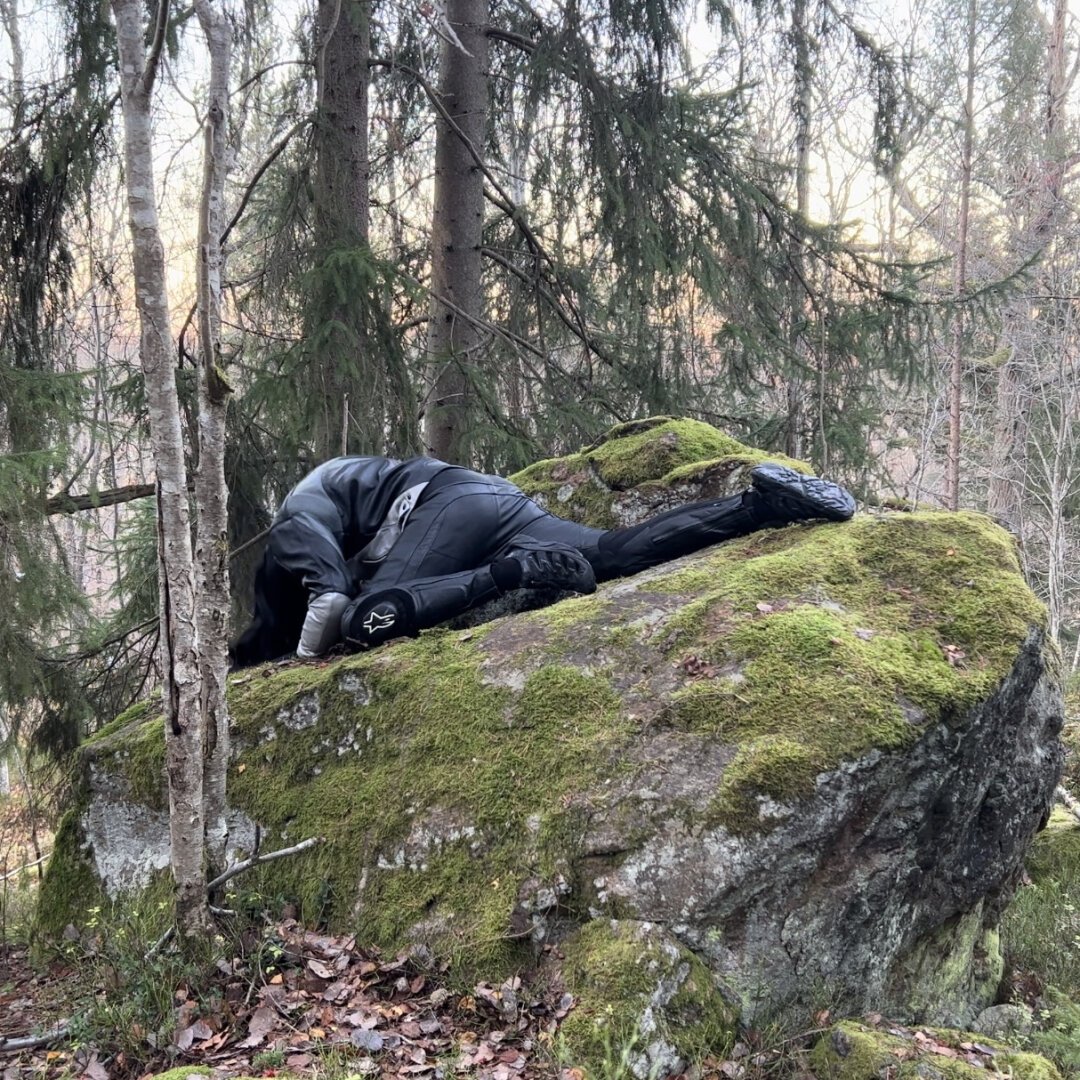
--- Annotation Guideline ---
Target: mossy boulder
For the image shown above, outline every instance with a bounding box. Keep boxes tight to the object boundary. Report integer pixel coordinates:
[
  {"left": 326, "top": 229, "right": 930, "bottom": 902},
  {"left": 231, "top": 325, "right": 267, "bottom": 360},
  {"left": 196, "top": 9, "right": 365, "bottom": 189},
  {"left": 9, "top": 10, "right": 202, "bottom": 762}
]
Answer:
[
  {"left": 40, "top": 418, "right": 1064, "bottom": 1062},
  {"left": 508, "top": 415, "right": 807, "bottom": 530}
]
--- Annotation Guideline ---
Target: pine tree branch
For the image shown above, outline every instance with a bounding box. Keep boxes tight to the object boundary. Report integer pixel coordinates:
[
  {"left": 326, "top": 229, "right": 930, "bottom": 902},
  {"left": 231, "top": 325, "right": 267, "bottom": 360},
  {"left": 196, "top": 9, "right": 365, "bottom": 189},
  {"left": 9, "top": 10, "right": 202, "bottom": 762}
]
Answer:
[
  {"left": 370, "top": 55, "right": 623, "bottom": 377},
  {"left": 45, "top": 482, "right": 156, "bottom": 514},
  {"left": 220, "top": 117, "right": 311, "bottom": 248}
]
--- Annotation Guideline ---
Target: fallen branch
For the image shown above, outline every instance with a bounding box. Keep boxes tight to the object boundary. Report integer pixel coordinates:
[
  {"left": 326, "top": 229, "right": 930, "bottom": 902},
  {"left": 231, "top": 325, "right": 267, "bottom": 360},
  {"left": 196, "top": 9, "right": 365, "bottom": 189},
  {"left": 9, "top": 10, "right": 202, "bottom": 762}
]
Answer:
[
  {"left": 0, "top": 1025, "right": 71, "bottom": 1054},
  {"left": 146, "top": 836, "right": 324, "bottom": 958},
  {"left": 1, "top": 850, "right": 51, "bottom": 881},
  {"left": 206, "top": 835, "right": 323, "bottom": 892},
  {"left": 1056, "top": 785, "right": 1080, "bottom": 823}
]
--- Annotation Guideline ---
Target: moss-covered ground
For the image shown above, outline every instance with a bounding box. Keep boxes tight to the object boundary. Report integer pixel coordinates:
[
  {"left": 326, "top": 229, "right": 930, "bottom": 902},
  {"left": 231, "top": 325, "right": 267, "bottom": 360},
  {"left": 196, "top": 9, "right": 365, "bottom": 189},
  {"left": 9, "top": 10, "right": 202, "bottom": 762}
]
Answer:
[
  {"left": 1002, "top": 809, "right": 1080, "bottom": 1074},
  {"left": 1063, "top": 673, "right": 1079, "bottom": 791},
  {"left": 1004, "top": 810, "right": 1080, "bottom": 999}
]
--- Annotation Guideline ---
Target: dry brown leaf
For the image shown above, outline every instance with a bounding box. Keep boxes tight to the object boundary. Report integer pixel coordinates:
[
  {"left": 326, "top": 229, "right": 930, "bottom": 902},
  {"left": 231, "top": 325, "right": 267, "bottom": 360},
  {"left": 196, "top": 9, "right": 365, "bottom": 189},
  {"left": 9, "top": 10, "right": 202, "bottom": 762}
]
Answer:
[{"left": 237, "top": 1005, "right": 277, "bottom": 1049}]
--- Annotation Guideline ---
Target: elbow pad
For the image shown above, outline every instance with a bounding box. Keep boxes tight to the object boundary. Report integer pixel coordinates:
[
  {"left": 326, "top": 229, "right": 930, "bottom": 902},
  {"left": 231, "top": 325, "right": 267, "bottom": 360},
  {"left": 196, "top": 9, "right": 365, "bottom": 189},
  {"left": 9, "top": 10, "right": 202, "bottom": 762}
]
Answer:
[{"left": 296, "top": 591, "right": 351, "bottom": 658}]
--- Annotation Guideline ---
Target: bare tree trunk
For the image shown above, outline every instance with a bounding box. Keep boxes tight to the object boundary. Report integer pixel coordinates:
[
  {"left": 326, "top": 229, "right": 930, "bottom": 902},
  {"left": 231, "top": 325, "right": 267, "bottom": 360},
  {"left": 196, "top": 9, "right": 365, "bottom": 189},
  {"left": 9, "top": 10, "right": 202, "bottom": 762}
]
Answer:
[
  {"left": 311, "top": 0, "right": 370, "bottom": 459},
  {"left": 786, "top": 0, "right": 812, "bottom": 463},
  {"left": 946, "top": 0, "right": 976, "bottom": 512},
  {"left": 987, "top": 0, "right": 1071, "bottom": 527},
  {"left": 194, "top": 0, "right": 233, "bottom": 881},
  {"left": 423, "top": 0, "right": 489, "bottom": 464},
  {"left": 111, "top": 0, "right": 208, "bottom": 937},
  {"left": 0, "top": 0, "right": 25, "bottom": 127}
]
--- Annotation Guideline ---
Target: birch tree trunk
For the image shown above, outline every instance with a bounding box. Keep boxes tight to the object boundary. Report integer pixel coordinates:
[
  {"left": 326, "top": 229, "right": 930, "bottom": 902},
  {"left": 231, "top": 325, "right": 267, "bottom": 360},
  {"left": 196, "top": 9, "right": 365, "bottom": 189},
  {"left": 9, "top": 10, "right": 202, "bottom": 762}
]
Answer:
[
  {"left": 111, "top": 0, "right": 208, "bottom": 936},
  {"left": 946, "top": 0, "right": 976, "bottom": 512},
  {"left": 194, "top": 0, "right": 233, "bottom": 881},
  {"left": 423, "top": 0, "right": 489, "bottom": 464}
]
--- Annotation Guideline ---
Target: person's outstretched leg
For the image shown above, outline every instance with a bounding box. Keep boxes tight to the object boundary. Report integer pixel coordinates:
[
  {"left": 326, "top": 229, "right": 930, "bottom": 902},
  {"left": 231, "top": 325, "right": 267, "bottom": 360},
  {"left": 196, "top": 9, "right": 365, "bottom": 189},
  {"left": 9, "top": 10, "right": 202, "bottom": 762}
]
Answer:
[
  {"left": 515, "top": 463, "right": 855, "bottom": 582},
  {"left": 339, "top": 478, "right": 596, "bottom": 649},
  {"left": 340, "top": 542, "right": 597, "bottom": 648}
]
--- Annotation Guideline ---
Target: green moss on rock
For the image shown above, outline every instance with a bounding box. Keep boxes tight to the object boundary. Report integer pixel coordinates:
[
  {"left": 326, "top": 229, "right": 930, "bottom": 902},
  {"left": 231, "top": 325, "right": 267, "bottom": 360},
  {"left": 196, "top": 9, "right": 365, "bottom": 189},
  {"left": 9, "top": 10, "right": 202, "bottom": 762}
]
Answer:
[
  {"left": 88, "top": 696, "right": 158, "bottom": 744},
  {"left": 508, "top": 417, "right": 804, "bottom": 529},
  {"left": 83, "top": 700, "right": 168, "bottom": 812},
  {"left": 557, "top": 920, "right": 736, "bottom": 1077},
  {"left": 33, "top": 803, "right": 104, "bottom": 941},
  {"left": 810, "top": 1021, "right": 1063, "bottom": 1079},
  {"left": 886, "top": 909, "right": 1003, "bottom": 1023},
  {"left": 659, "top": 511, "right": 1043, "bottom": 831},
  {"left": 1002, "top": 811, "right": 1080, "bottom": 1000},
  {"left": 221, "top": 641, "right": 634, "bottom": 977}
]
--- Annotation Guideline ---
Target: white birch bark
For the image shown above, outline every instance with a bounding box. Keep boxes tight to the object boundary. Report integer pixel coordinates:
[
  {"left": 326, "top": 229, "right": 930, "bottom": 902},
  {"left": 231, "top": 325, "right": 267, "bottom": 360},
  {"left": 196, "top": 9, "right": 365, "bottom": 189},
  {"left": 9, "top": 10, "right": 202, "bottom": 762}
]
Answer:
[
  {"left": 110, "top": 0, "right": 208, "bottom": 936},
  {"left": 194, "top": 0, "right": 233, "bottom": 880},
  {"left": 946, "top": 0, "right": 976, "bottom": 512}
]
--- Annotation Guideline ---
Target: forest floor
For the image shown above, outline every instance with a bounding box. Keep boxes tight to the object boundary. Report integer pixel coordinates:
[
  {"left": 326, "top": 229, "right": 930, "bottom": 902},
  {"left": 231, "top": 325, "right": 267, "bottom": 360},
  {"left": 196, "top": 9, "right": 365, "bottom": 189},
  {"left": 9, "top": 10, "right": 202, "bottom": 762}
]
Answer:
[{"left": 0, "top": 921, "right": 594, "bottom": 1080}]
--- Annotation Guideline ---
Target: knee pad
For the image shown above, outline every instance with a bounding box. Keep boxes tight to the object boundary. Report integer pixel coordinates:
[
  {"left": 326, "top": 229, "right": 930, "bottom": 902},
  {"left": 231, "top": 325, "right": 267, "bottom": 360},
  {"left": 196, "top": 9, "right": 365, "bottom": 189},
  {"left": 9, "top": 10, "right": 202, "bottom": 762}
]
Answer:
[{"left": 341, "top": 589, "right": 417, "bottom": 649}]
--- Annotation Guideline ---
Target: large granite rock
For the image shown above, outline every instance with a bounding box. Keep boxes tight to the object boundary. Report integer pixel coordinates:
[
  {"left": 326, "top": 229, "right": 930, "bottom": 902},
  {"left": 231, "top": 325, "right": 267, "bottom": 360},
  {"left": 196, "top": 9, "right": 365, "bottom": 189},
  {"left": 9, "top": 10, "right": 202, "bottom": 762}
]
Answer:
[{"left": 38, "top": 418, "right": 1064, "bottom": 1068}]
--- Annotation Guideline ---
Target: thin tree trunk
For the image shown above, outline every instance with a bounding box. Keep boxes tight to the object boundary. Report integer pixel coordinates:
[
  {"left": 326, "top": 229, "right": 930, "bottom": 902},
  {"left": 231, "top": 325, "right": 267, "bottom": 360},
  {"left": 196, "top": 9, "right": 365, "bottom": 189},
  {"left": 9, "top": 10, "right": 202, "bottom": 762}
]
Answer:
[
  {"left": 785, "top": 0, "right": 813, "bottom": 462},
  {"left": 987, "top": 0, "right": 1070, "bottom": 527},
  {"left": 0, "top": 0, "right": 25, "bottom": 128},
  {"left": 946, "top": 0, "right": 975, "bottom": 512},
  {"left": 194, "top": 0, "right": 233, "bottom": 881},
  {"left": 111, "top": 0, "right": 208, "bottom": 937},
  {"left": 423, "top": 0, "right": 489, "bottom": 464}
]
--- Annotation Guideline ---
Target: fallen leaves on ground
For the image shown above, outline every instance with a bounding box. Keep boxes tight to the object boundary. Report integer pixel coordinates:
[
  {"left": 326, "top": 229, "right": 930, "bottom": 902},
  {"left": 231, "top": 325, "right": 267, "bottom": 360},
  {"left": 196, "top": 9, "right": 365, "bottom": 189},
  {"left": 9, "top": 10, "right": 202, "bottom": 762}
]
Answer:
[{"left": 0, "top": 923, "right": 575, "bottom": 1080}]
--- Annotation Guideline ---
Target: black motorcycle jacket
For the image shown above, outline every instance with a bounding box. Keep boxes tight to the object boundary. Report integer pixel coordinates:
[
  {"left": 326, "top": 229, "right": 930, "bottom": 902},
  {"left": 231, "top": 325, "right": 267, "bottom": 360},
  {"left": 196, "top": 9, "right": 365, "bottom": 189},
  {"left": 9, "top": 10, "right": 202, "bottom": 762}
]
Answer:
[{"left": 267, "top": 455, "right": 458, "bottom": 597}]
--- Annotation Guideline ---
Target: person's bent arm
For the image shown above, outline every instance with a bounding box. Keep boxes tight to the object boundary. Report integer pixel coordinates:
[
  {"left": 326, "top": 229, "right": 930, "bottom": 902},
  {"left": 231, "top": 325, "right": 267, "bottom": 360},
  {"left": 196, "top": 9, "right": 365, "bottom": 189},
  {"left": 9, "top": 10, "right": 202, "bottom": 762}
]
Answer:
[{"left": 268, "top": 511, "right": 353, "bottom": 658}]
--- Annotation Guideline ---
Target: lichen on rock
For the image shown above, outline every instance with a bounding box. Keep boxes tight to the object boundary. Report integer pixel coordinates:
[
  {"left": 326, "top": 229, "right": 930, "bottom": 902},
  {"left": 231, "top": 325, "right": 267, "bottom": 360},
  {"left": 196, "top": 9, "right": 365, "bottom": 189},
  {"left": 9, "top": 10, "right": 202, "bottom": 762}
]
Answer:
[{"left": 38, "top": 417, "right": 1065, "bottom": 1072}]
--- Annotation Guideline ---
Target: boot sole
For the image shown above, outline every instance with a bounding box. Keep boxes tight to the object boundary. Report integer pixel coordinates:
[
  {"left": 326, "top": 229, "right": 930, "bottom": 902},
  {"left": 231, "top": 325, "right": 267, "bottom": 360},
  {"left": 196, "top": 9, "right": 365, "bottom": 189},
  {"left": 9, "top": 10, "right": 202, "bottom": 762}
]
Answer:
[{"left": 750, "top": 464, "right": 856, "bottom": 522}]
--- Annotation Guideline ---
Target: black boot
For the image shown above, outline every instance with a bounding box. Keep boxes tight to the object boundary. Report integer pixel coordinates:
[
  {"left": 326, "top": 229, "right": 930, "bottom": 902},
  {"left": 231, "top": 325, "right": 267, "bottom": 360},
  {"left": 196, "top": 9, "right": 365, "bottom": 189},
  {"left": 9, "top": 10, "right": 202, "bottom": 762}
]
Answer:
[
  {"left": 748, "top": 464, "right": 856, "bottom": 523},
  {"left": 491, "top": 541, "right": 597, "bottom": 594}
]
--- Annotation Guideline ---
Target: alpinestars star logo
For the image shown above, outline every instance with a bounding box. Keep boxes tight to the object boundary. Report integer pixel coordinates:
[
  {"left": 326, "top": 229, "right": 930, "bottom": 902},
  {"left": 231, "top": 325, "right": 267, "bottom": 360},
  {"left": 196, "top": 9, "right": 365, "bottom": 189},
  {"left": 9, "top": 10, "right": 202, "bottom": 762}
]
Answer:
[{"left": 363, "top": 608, "right": 396, "bottom": 635}]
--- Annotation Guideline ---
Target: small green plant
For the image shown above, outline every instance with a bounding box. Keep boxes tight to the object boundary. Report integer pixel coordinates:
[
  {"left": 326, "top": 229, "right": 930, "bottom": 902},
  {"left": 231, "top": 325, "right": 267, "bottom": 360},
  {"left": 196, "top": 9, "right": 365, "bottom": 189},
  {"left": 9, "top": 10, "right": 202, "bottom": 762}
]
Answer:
[
  {"left": 57, "top": 885, "right": 218, "bottom": 1066},
  {"left": 1, "top": 868, "right": 40, "bottom": 945},
  {"left": 1024, "top": 989, "right": 1080, "bottom": 1076},
  {"left": 252, "top": 1049, "right": 286, "bottom": 1070},
  {"left": 554, "top": 1020, "right": 666, "bottom": 1080}
]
